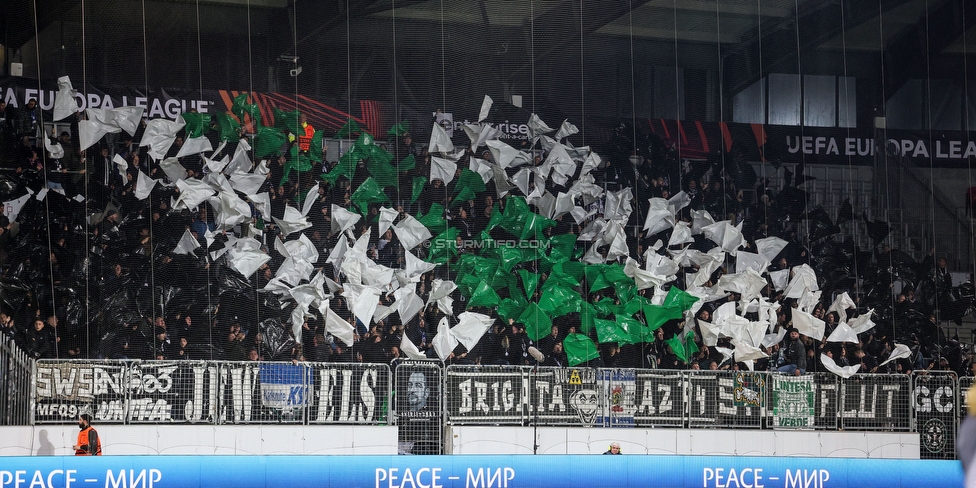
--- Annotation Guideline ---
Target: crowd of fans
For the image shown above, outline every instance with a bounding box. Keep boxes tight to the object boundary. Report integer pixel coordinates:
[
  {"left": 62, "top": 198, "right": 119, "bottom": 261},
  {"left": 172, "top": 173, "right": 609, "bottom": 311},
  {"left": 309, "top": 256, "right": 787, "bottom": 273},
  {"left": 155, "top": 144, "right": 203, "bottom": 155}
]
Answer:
[{"left": 0, "top": 96, "right": 973, "bottom": 380}]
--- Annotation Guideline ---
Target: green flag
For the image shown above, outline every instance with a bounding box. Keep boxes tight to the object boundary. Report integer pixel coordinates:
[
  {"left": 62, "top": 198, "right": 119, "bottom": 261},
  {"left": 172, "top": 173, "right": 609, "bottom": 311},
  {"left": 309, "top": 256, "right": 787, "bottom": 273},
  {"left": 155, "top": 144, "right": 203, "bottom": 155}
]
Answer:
[
  {"left": 231, "top": 93, "right": 261, "bottom": 126},
  {"left": 215, "top": 112, "right": 241, "bottom": 142},
  {"left": 497, "top": 297, "right": 528, "bottom": 324},
  {"left": 621, "top": 316, "right": 651, "bottom": 343},
  {"left": 664, "top": 286, "right": 700, "bottom": 312},
  {"left": 489, "top": 267, "right": 515, "bottom": 291},
  {"left": 307, "top": 130, "right": 325, "bottom": 162},
  {"left": 587, "top": 266, "right": 615, "bottom": 293},
  {"left": 664, "top": 329, "right": 699, "bottom": 363},
  {"left": 399, "top": 154, "right": 416, "bottom": 172},
  {"left": 519, "top": 213, "right": 556, "bottom": 240},
  {"left": 387, "top": 120, "right": 411, "bottom": 137},
  {"left": 457, "top": 255, "right": 497, "bottom": 282},
  {"left": 563, "top": 261, "right": 586, "bottom": 281},
  {"left": 417, "top": 203, "right": 448, "bottom": 233},
  {"left": 321, "top": 145, "right": 362, "bottom": 184},
  {"left": 485, "top": 205, "right": 505, "bottom": 232},
  {"left": 350, "top": 177, "right": 389, "bottom": 215},
  {"left": 498, "top": 197, "right": 530, "bottom": 235},
  {"left": 453, "top": 168, "right": 487, "bottom": 196},
  {"left": 585, "top": 264, "right": 631, "bottom": 294},
  {"left": 335, "top": 118, "right": 361, "bottom": 139},
  {"left": 181, "top": 112, "right": 211, "bottom": 138},
  {"left": 367, "top": 143, "right": 393, "bottom": 166},
  {"left": 410, "top": 176, "right": 428, "bottom": 204},
  {"left": 595, "top": 318, "right": 633, "bottom": 345},
  {"left": 615, "top": 282, "right": 638, "bottom": 304},
  {"left": 642, "top": 302, "right": 683, "bottom": 331},
  {"left": 457, "top": 271, "right": 483, "bottom": 298},
  {"left": 354, "top": 131, "right": 375, "bottom": 149},
  {"left": 468, "top": 280, "right": 501, "bottom": 309},
  {"left": 579, "top": 301, "right": 598, "bottom": 335},
  {"left": 253, "top": 126, "right": 287, "bottom": 158},
  {"left": 550, "top": 261, "right": 584, "bottom": 286},
  {"left": 495, "top": 245, "right": 524, "bottom": 272},
  {"left": 593, "top": 297, "right": 620, "bottom": 318},
  {"left": 367, "top": 158, "right": 399, "bottom": 189},
  {"left": 273, "top": 107, "right": 302, "bottom": 134},
  {"left": 538, "top": 284, "right": 581, "bottom": 318},
  {"left": 426, "top": 227, "right": 460, "bottom": 264},
  {"left": 547, "top": 233, "right": 577, "bottom": 262},
  {"left": 518, "top": 302, "right": 551, "bottom": 342},
  {"left": 507, "top": 280, "right": 526, "bottom": 305},
  {"left": 517, "top": 269, "right": 539, "bottom": 298},
  {"left": 563, "top": 333, "right": 600, "bottom": 366},
  {"left": 451, "top": 187, "right": 477, "bottom": 207},
  {"left": 279, "top": 150, "right": 314, "bottom": 186}
]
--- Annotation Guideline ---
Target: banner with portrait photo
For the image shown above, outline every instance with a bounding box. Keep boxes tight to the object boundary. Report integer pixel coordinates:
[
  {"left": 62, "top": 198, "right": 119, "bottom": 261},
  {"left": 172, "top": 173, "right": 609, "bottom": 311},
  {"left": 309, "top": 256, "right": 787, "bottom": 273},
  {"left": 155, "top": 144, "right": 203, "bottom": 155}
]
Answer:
[{"left": 396, "top": 363, "right": 442, "bottom": 455}]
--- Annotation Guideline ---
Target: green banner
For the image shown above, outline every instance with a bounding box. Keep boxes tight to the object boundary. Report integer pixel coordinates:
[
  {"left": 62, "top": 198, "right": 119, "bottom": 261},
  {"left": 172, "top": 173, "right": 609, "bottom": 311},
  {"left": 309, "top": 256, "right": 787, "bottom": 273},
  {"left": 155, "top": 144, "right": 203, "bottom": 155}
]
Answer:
[{"left": 772, "top": 375, "right": 815, "bottom": 428}]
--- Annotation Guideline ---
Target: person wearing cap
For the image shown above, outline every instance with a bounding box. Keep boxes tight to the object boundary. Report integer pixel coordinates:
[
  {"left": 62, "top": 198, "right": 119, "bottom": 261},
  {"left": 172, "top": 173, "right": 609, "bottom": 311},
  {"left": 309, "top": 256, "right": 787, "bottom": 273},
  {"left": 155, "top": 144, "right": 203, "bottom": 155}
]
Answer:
[
  {"left": 604, "top": 442, "right": 622, "bottom": 455},
  {"left": 777, "top": 328, "right": 806, "bottom": 376},
  {"left": 73, "top": 414, "right": 102, "bottom": 456}
]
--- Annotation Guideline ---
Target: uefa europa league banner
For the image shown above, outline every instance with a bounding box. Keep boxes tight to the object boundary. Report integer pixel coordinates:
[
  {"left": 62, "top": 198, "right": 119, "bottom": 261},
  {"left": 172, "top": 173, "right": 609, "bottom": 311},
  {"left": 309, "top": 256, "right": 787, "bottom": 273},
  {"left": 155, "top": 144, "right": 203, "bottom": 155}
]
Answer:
[{"left": 5, "top": 75, "right": 976, "bottom": 168}]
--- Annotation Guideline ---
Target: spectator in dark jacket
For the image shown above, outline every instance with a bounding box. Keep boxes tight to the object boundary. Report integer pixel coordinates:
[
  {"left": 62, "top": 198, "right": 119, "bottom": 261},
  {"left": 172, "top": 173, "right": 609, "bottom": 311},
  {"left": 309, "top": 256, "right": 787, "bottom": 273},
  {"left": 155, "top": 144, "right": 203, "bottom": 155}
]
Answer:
[{"left": 777, "top": 328, "right": 807, "bottom": 375}]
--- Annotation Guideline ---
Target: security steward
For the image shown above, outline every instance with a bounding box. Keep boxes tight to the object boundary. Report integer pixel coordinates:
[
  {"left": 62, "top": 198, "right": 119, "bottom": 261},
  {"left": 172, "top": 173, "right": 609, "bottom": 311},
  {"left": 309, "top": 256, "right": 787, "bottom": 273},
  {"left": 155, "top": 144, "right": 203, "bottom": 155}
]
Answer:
[
  {"left": 292, "top": 113, "right": 315, "bottom": 153},
  {"left": 73, "top": 413, "right": 102, "bottom": 456}
]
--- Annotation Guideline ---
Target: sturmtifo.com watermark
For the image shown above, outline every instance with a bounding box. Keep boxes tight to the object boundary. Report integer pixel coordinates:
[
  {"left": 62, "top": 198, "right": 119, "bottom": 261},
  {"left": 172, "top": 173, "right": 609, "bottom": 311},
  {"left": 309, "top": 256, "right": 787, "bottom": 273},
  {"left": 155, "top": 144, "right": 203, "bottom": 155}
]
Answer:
[{"left": 429, "top": 239, "right": 543, "bottom": 249}]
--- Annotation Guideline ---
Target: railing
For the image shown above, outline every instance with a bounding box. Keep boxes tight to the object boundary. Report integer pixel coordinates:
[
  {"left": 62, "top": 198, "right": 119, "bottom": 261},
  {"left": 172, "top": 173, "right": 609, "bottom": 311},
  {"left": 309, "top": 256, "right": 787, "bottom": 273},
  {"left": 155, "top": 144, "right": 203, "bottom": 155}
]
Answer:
[
  {"left": 0, "top": 336, "right": 32, "bottom": 425},
  {"left": 24, "top": 360, "right": 972, "bottom": 459}
]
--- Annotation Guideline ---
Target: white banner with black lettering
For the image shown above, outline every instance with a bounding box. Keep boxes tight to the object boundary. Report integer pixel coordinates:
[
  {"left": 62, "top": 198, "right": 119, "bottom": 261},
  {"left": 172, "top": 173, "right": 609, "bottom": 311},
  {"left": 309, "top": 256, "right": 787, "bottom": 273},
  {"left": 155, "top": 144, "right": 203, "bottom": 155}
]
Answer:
[{"left": 34, "top": 360, "right": 390, "bottom": 425}]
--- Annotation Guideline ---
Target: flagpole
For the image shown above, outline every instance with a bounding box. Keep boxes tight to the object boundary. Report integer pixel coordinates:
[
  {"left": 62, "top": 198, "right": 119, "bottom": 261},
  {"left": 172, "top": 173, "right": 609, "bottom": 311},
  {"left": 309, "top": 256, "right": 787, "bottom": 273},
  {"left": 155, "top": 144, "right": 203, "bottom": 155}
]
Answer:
[{"left": 532, "top": 363, "right": 539, "bottom": 455}]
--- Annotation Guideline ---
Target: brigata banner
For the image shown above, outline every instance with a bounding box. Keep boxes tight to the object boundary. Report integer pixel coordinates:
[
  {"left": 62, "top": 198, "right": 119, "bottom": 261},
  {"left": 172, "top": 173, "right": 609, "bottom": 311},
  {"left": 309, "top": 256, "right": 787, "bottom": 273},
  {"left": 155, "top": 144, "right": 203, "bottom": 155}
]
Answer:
[
  {"left": 530, "top": 367, "right": 600, "bottom": 425},
  {"left": 0, "top": 454, "right": 962, "bottom": 488},
  {"left": 445, "top": 366, "right": 602, "bottom": 426},
  {"left": 446, "top": 365, "right": 526, "bottom": 424},
  {"left": 34, "top": 360, "right": 390, "bottom": 425},
  {"left": 633, "top": 371, "right": 685, "bottom": 427}
]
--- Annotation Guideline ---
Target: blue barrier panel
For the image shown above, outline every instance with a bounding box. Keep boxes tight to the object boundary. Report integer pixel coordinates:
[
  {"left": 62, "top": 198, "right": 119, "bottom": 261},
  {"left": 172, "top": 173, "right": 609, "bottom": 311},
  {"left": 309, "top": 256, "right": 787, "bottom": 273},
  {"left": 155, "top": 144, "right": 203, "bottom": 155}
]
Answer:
[{"left": 0, "top": 455, "right": 963, "bottom": 488}]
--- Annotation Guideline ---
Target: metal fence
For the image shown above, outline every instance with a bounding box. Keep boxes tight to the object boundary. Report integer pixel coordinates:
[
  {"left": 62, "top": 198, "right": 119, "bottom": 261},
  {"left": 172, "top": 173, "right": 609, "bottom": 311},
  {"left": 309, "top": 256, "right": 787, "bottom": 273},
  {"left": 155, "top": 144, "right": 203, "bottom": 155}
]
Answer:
[
  {"left": 0, "top": 336, "right": 31, "bottom": 425},
  {"left": 838, "top": 373, "right": 912, "bottom": 431},
  {"left": 32, "top": 360, "right": 391, "bottom": 426},
  {"left": 913, "top": 371, "right": 958, "bottom": 460},
  {"left": 395, "top": 361, "right": 443, "bottom": 455},
  {"left": 632, "top": 369, "right": 685, "bottom": 428},
  {"left": 441, "top": 369, "right": 915, "bottom": 432},
  {"left": 686, "top": 371, "right": 766, "bottom": 428},
  {"left": 444, "top": 364, "right": 529, "bottom": 425},
  {"left": 24, "top": 360, "right": 972, "bottom": 459}
]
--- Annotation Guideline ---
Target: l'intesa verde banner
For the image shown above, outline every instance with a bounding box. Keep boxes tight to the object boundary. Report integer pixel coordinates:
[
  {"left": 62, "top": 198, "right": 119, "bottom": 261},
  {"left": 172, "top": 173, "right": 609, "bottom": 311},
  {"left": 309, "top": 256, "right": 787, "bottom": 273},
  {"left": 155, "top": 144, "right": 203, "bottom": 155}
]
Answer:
[
  {"left": 0, "top": 455, "right": 962, "bottom": 488},
  {"left": 772, "top": 376, "right": 815, "bottom": 428}
]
